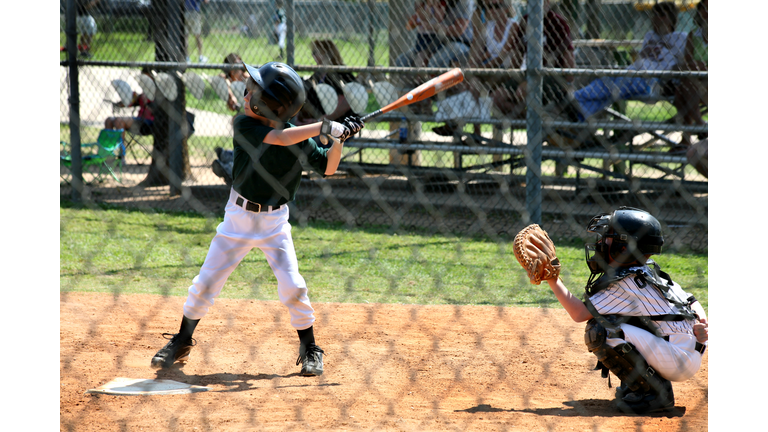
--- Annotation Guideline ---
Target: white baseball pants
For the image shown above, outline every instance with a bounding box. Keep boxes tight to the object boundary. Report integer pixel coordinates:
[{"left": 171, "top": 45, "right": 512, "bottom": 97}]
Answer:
[
  {"left": 607, "top": 323, "right": 703, "bottom": 382},
  {"left": 183, "top": 189, "right": 315, "bottom": 330}
]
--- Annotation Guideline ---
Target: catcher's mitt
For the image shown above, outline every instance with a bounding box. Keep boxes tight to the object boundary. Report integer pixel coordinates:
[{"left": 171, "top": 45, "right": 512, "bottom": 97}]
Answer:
[{"left": 513, "top": 224, "right": 561, "bottom": 285}]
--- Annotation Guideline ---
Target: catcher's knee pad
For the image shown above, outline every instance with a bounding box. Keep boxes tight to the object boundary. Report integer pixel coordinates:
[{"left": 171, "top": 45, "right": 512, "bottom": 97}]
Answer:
[{"left": 584, "top": 319, "right": 667, "bottom": 395}]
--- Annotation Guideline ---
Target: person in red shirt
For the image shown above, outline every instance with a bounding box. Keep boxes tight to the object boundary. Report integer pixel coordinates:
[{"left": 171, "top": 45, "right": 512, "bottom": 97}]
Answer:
[{"left": 105, "top": 68, "right": 155, "bottom": 140}]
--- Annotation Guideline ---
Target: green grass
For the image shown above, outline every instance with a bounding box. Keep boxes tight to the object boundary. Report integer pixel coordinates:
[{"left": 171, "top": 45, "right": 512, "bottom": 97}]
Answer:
[
  {"left": 60, "top": 30, "right": 388, "bottom": 68},
  {"left": 60, "top": 204, "right": 708, "bottom": 314}
]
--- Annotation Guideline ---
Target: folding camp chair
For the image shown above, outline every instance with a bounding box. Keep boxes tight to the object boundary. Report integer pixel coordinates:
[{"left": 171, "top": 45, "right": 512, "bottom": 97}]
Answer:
[{"left": 60, "top": 129, "right": 126, "bottom": 184}]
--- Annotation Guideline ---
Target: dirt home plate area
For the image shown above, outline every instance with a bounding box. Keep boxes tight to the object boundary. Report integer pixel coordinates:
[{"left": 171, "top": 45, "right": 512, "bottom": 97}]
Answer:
[{"left": 61, "top": 292, "right": 707, "bottom": 431}]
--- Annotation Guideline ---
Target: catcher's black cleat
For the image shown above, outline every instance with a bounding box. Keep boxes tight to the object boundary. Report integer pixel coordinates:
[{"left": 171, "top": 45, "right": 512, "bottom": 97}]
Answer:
[
  {"left": 151, "top": 333, "right": 196, "bottom": 370},
  {"left": 616, "top": 379, "right": 675, "bottom": 414},
  {"left": 296, "top": 344, "right": 324, "bottom": 376}
]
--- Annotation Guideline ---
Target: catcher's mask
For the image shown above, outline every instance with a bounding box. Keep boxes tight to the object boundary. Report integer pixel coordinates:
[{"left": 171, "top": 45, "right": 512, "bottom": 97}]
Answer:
[
  {"left": 585, "top": 206, "right": 664, "bottom": 274},
  {"left": 243, "top": 62, "right": 306, "bottom": 123}
]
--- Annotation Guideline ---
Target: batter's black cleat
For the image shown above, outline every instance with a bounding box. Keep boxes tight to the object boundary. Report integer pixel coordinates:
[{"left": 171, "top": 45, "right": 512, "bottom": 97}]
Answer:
[
  {"left": 151, "top": 333, "right": 196, "bottom": 369},
  {"left": 296, "top": 344, "right": 324, "bottom": 376},
  {"left": 616, "top": 379, "right": 675, "bottom": 414}
]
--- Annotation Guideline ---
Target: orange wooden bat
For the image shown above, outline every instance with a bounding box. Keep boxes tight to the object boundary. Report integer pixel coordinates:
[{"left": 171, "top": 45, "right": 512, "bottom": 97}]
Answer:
[{"left": 360, "top": 68, "right": 465, "bottom": 122}]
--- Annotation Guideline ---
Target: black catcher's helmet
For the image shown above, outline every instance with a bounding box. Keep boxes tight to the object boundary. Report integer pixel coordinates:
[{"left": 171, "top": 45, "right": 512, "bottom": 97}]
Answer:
[
  {"left": 243, "top": 62, "right": 305, "bottom": 123},
  {"left": 584, "top": 206, "right": 664, "bottom": 274}
]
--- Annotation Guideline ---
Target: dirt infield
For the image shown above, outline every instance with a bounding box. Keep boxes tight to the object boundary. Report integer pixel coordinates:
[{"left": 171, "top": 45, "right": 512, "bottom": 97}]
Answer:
[{"left": 61, "top": 292, "right": 707, "bottom": 431}]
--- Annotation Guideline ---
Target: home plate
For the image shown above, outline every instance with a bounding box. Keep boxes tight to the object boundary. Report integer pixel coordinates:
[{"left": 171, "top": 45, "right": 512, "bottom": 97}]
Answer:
[{"left": 86, "top": 378, "right": 210, "bottom": 396}]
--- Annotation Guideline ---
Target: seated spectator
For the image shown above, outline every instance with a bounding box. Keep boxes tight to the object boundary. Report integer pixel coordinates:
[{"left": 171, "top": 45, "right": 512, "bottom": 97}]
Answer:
[
  {"left": 428, "top": 0, "right": 475, "bottom": 68},
  {"left": 294, "top": 39, "right": 357, "bottom": 127},
  {"left": 212, "top": 53, "right": 249, "bottom": 183},
  {"left": 572, "top": 2, "right": 687, "bottom": 121},
  {"left": 433, "top": 0, "right": 521, "bottom": 136},
  {"left": 407, "top": 0, "right": 447, "bottom": 69},
  {"left": 395, "top": 0, "right": 475, "bottom": 116},
  {"left": 489, "top": 0, "right": 575, "bottom": 121},
  {"left": 467, "top": 0, "right": 519, "bottom": 70},
  {"left": 105, "top": 67, "right": 155, "bottom": 140},
  {"left": 674, "top": 0, "right": 707, "bottom": 148},
  {"left": 221, "top": 53, "right": 249, "bottom": 114}
]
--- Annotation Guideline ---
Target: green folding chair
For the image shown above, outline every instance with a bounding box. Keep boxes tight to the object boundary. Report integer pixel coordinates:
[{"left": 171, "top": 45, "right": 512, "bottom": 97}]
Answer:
[{"left": 60, "top": 129, "right": 126, "bottom": 184}]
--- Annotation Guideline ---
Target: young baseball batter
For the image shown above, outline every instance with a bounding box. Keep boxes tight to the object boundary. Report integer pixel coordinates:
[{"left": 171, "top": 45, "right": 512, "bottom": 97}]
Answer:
[
  {"left": 150, "top": 61, "right": 364, "bottom": 376},
  {"left": 540, "top": 207, "right": 708, "bottom": 413}
]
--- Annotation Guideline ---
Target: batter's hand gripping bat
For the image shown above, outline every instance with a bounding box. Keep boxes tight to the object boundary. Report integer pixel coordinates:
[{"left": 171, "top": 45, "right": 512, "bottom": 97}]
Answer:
[{"left": 360, "top": 68, "right": 464, "bottom": 122}]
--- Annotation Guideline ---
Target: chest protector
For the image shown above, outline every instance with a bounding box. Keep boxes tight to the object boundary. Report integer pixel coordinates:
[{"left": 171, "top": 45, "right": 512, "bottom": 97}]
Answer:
[{"left": 584, "top": 261, "right": 698, "bottom": 338}]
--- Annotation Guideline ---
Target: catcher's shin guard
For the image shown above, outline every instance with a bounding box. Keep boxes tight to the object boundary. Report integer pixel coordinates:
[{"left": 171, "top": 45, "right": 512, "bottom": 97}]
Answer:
[{"left": 584, "top": 319, "right": 670, "bottom": 397}]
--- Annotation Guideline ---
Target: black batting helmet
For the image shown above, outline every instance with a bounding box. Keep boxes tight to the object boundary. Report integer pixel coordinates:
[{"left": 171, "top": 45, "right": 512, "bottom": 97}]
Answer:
[
  {"left": 243, "top": 62, "right": 305, "bottom": 123},
  {"left": 584, "top": 206, "right": 664, "bottom": 273}
]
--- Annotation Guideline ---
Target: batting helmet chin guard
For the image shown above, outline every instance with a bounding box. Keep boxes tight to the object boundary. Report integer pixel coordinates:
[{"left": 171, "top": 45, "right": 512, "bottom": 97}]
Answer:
[
  {"left": 585, "top": 206, "right": 664, "bottom": 273},
  {"left": 243, "top": 62, "right": 305, "bottom": 123}
]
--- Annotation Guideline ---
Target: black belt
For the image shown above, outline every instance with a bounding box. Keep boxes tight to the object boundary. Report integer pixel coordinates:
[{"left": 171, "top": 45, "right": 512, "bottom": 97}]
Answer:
[
  {"left": 695, "top": 342, "right": 706, "bottom": 355},
  {"left": 235, "top": 197, "right": 280, "bottom": 213}
]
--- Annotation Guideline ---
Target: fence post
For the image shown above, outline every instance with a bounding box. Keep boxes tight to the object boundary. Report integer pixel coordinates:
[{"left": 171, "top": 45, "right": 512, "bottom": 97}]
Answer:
[
  {"left": 168, "top": 0, "right": 185, "bottom": 196},
  {"left": 65, "top": 0, "right": 83, "bottom": 202},
  {"left": 286, "top": 0, "right": 295, "bottom": 65},
  {"left": 525, "top": 0, "right": 544, "bottom": 225},
  {"left": 585, "top": 0, "right": 601, "bottom": 39},
  {"left": 367, "top": 0, "right": 376, "bottom": 67}
]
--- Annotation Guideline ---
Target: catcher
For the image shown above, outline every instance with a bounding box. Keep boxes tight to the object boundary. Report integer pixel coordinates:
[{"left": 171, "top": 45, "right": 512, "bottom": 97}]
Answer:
[{"left": 513, "top": 207, "right": 708, "bottom": 414}]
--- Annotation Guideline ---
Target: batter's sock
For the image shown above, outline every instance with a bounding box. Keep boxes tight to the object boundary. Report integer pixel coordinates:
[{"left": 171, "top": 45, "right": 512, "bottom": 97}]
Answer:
[
  {"left": 178, "top": 315, "right": 200, "bottom": 342},
  {"left": 297, "top": 326, "right": 316, "bottom": 351}
]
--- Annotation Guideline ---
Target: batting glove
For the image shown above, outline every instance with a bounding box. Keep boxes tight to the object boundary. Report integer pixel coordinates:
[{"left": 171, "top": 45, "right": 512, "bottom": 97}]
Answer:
[
  {"left": 341, "top": 115, "right": 365, "bottom": 137},
  {"left": 320, "top": 119, "right": 351, "bottom": 141}
]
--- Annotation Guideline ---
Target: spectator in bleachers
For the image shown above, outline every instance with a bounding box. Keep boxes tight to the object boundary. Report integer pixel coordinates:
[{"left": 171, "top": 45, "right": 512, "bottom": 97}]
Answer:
[
  {"left": 395, "top": 0, "right": 475, "bottom": 117},
  {"left": 221, "top": 53, "right": 249, "bottom": 114},
  {"left": 104, "top": 68, "right": 155, "bottom": 141},
  {"left": 674, "top": 0, "right": 707, "bottom": 149},
  {"left": 429, "top": 0, "right": 476, "bottom": 68},
  {"left": 572, "top": 2, "right": 687, "bottom": 121},
  {"left": 467, "top": 0, "right": 519, "bottom": 70},
  {"left": 212, "top": 54, "right": 250, "bottom": 185},
  {"left": 406, "top": 0, "right": 447, "bottom": 69},
  {"left": 396, "top": 0, "right": 475, "bottom": 69},
  {"left": 294, "top": 40, "right": 357, "bottom": 131},
  {"left": 433, "top": 0, "right": 521, "bottom": 136},
  {"left": 489, "top": 0, "right": 575, "bottom": 120}
]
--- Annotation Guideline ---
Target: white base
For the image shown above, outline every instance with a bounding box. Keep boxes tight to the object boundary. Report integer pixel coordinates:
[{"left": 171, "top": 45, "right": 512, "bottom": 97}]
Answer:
[{"left": 85, "top": 377, "right": 210, "bottom": 396}]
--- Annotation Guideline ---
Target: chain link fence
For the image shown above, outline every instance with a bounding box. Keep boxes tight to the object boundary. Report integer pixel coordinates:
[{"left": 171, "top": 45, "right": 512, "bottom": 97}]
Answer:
[{"left": 60, "top": 0, "right": 708, "bottom": 429}]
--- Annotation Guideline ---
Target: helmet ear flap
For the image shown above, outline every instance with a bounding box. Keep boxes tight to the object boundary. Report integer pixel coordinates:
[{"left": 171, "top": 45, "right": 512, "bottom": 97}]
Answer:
[{"left": 247, "top": 81, "right": 286, "bottom": 123}]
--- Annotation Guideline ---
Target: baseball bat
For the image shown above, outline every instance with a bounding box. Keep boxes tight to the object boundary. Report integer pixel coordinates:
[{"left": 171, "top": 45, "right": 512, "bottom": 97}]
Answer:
[{"left": 360, "top": 68, "right": 465, "bottom": 122}]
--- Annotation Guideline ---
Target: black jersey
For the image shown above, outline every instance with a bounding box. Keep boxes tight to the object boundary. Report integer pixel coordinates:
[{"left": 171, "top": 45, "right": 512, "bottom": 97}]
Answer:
[{"left": 231, "top": 115, "right": 329, "bottom": 206}]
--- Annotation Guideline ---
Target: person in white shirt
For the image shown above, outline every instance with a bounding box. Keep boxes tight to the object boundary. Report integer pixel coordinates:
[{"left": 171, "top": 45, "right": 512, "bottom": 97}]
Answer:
[
  {"left": 543, "top": 207, "right": 708, "bottom": 414},
  {"left": 573, "top": 2, "right": 687, "bottom": 120}
]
